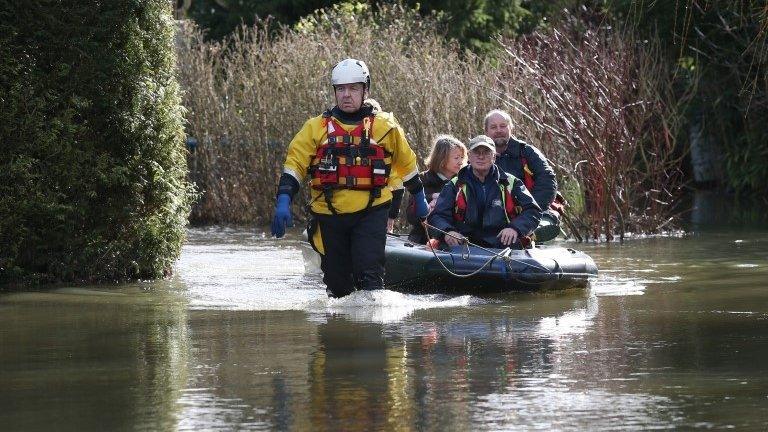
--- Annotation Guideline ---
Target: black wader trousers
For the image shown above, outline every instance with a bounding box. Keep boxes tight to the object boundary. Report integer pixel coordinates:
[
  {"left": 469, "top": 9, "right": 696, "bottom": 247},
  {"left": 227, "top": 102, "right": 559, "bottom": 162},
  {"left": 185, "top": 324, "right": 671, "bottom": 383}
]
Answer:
[{"left": 313, "top": 204, "right": 388, "bottom": 298}]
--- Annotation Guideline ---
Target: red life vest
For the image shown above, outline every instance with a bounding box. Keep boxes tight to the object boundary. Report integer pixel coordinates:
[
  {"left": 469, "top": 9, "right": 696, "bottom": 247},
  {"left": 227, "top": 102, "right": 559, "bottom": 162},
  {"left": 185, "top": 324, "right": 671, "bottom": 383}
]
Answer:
[
  {"left": 520, "top": 156, "right": 535, "bottom": 191},
  {"left": 522, "top": 150, "right": 565, "bottom": 216},
  {"left": 309, "top": 114, "right": 391, "bottom": 192},
  {"left": 452, "top": 177, "right": 520, "bottom": 224}
]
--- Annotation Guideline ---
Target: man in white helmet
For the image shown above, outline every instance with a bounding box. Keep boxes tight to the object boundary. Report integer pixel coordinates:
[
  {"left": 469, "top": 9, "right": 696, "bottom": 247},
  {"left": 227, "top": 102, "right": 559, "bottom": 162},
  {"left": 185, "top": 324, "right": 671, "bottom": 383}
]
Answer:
[{"left": 271, "top": 58, "right": 429, "bottom": 298}]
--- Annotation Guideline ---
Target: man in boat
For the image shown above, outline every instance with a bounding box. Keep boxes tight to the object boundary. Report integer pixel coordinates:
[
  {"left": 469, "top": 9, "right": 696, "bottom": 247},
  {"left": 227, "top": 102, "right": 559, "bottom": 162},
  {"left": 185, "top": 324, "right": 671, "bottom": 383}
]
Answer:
[
  {"left": 484, "top": 109, "right": 563, "bottom": 242},
  {"left": 428, "top": 135, "right": 541, "bottom": 249},
  {"left": 270, "top": 58, "right": 430, "bottom": 298}
]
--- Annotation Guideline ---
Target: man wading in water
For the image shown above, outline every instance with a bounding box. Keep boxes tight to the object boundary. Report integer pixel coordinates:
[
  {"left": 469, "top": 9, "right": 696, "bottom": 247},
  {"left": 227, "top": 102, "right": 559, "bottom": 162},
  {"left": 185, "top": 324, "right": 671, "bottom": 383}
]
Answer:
[{"left": 270, "top": 58, "right": 429, "bottom": 298}]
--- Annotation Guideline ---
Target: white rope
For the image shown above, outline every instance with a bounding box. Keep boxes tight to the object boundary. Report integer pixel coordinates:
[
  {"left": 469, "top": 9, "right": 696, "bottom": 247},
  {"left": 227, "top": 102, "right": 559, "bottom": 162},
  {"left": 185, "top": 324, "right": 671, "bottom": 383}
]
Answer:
[{"left": 418, "top": 222, "right": 553, "bottom": 278}]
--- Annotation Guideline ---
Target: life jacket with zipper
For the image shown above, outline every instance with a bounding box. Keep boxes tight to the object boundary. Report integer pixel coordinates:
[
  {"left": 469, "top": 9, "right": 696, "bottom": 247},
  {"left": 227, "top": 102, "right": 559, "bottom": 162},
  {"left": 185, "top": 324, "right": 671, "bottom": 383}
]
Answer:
[{"left": 452, "top": 177, "right": 521, "bottom": 224}]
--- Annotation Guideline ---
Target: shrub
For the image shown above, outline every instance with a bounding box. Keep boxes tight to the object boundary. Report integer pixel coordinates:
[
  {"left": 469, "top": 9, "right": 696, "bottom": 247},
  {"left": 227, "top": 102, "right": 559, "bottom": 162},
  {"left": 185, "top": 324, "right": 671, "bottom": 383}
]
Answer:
[
  {"left": 0, "top": 0, "right": 193, "bottom": 285},
  {"left": 609, "top": 0, "right": 768, "bottom": 194},
  {"left": 495, "top": 23, "right": 691, "bottom": 239}
]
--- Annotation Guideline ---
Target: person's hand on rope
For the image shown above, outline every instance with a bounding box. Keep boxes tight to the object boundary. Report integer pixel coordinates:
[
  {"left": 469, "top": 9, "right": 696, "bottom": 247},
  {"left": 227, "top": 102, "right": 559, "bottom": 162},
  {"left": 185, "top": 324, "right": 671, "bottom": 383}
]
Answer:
[
  {"left": 498, "top": 227, "right": 518, "bottom": 246},
  {"left": 426, "top": 238, "right": 441, "bottom": 249},
  {"left": 427, "top": 193, "right": 439, "bottom": 212},
  {"left": 444, "top": 231, "right": 465, "bottom": 247},
  {"left": 271, "top": 194, "right": 293, "bottom": 238}
]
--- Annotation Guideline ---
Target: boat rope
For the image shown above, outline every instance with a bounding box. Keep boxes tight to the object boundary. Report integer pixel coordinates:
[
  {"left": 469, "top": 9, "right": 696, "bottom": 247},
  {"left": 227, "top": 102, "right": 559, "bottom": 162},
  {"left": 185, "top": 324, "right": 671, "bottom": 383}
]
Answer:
[
  {"left": 417, "top": 221, "right": 552, "bottom": 277},
  {"left": 386, "top": 231, "right": 496, "bottom": 277}
]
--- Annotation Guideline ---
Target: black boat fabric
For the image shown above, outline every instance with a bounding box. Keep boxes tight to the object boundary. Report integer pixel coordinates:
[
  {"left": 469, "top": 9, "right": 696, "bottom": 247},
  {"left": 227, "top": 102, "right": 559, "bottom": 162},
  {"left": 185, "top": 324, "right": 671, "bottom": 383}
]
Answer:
[{"left": 383, "top": 235, "right": 597, "bottom": 293}]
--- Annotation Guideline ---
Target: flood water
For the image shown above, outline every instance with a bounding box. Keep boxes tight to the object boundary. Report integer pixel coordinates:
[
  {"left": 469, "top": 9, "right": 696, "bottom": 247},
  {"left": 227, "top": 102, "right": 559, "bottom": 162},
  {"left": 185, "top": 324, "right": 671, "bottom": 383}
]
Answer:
[{"left": 2, "top": 224, "right": 768, "bottom": 430}]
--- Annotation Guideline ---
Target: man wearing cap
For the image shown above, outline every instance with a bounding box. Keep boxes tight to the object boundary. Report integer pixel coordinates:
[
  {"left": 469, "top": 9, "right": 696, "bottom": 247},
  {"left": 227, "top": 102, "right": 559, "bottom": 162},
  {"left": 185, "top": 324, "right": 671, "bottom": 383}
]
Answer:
[
  {"left": 484, "top": 109, "right": 561, "bottom": 242},
  {"left": 428, "top": 135, "right": 541, "bottom": 248},
  {"left": 270, "top": 58, "right": 430, "bottom": 298}
]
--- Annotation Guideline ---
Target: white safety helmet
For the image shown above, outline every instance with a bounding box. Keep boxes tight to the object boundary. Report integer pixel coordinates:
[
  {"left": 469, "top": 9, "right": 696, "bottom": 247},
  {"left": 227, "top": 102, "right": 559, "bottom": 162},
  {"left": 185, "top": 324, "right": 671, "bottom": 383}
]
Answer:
[{"left": 331, "top": 58, "right": 371, "bottom": 90}]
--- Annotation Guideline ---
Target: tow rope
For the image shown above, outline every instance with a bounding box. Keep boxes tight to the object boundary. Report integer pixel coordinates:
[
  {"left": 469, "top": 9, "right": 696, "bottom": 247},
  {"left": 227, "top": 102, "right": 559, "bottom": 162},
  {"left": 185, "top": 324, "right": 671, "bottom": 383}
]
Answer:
[{"left": 409, "top": 221, "right": 552, "bottom": 278}]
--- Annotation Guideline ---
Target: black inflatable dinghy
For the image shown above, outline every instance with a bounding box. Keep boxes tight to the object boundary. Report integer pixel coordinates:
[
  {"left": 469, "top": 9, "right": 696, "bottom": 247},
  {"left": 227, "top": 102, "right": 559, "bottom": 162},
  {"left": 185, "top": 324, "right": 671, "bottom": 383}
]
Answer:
[{"left": 384, "top": 235, "right": 598, "bottom": 293}]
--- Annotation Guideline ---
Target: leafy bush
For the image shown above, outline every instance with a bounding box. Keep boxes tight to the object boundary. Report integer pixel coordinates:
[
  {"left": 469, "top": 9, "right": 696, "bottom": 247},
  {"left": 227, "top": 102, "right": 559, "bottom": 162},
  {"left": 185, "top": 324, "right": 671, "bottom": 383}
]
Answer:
[
  {"left": 0, "top": 0, "right": 193, "bottom": 285},
  {"left": 183, "top": 0, "right": 536, "bottom": 54},
  {"left": 610, "top": 0, "right": 768, "bottom": 193}
]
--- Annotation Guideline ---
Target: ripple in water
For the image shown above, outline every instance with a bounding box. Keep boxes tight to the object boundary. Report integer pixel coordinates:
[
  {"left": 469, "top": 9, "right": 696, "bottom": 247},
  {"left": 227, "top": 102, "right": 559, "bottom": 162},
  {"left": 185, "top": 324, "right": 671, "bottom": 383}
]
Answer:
[
  {"left": 473, "top": 387, "right": 681, "bottom": 431},
  {"left": 175, "top": 239, "right": 485, "bottom": 323}
]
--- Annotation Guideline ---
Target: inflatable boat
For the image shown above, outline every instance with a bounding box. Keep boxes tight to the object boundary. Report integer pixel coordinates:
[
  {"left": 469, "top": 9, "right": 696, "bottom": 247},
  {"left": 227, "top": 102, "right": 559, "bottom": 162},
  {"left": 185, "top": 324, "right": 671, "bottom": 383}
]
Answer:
[{"left": 384, "top": 235, "right": 598, "bottom": 293}]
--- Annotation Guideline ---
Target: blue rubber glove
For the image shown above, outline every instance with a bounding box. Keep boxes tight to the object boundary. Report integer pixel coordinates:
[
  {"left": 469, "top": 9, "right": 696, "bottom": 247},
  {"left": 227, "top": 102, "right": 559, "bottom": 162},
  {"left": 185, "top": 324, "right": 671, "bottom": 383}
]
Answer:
[
  {"left": 271, "top": 194, "right": 293, "bottom": 238},
  {"left": 412, "top": 190, "right": 429, "bottom": 219}
]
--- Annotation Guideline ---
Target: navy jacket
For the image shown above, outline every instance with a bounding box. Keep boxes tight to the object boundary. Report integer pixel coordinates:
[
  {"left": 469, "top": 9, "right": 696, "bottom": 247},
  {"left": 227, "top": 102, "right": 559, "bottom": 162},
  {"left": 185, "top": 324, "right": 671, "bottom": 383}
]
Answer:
[
  {"left": 496, "top": 137, "right": 557, "bottom": 209},
  {"left": 428, "top": 165, "right": 541, "bottom": 248},
  {"left": 405, "top": 170, "right": 450, "bottom": 243}
]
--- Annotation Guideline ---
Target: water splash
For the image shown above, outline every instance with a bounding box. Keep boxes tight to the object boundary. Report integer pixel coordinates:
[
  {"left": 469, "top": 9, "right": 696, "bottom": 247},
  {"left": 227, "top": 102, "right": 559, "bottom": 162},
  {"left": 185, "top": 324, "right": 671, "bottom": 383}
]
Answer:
[
  {"left": 175, "top": 232, "right": 487, "bottom": 321},
  {"left": 307, "top": 290, "right": 481, "bottom": 323}
]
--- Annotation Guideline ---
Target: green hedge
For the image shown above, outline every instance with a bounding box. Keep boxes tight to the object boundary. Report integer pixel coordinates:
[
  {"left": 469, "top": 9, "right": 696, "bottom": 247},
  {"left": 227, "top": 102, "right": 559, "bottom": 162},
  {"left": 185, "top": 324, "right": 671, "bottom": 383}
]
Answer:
[{"left": 0, "top": 1, "right": 193, "bottom": 285}]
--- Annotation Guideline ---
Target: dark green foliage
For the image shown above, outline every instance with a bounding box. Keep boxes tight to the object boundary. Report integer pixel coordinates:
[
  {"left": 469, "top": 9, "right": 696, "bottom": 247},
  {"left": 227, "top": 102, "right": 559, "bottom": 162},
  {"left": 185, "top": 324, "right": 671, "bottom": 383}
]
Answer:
[
  {"left": 186, "top": 0, "right": 537, "bottom": 52},
  {"left": 187, "top": 0, "right": 335, "bottom": 40},
  {"left": 608, "top": 0, "right": 768, "bottom": 193},
  {"left": 0, "top": 0, "right": 193, "bottom": 285},
  {"left": 405, "top": 0, "right": 531, "bottom": 53}
]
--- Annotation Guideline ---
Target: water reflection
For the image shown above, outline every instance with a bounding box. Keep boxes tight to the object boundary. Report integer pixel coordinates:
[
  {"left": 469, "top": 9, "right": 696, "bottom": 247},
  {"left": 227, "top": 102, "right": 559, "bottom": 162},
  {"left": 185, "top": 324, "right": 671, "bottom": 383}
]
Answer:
[
  {"left": 308, "top": 317, "right": 391, "bottom": 431},
  {"left": 176, "top": 310, "right": 318, "bottom": 431},
  {"left": 3, "top": 228, "right": 768, "bottom": 430},
  {"left": 0, "top": 283, "right": 189, "bottom": 431},
  {"left": 299, "top": 293, "right": 688, "bottom": 431},
  {"left": 690, "top": 189, "right": 768, "bottom": 229}
]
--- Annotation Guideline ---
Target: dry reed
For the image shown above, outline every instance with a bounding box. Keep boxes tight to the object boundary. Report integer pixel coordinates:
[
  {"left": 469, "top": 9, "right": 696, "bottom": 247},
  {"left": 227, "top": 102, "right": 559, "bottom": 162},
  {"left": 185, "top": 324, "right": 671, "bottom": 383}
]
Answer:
[
  {"left": 176, "top": 4, "right": 688, "bottom": 239},
  {"left": 494, "top": 24, "right": 690, "bottom": 240},
  {"left": 176, "top": 4, "right": 497, "bottom": 225}
]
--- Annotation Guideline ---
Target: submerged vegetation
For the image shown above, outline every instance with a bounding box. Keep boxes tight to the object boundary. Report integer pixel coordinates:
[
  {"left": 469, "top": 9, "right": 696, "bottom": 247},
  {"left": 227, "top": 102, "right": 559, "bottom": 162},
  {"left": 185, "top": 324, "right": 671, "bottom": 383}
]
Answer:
[{"left": 177, "top": 3, "right": 686, "bottom": 239}]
